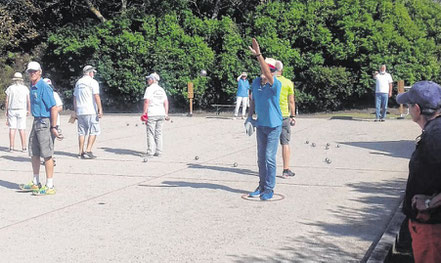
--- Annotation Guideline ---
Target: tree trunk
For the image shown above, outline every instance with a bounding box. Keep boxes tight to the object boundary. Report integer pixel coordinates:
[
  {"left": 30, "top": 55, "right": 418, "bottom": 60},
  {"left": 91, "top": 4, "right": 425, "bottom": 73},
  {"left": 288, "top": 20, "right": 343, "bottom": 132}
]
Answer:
[{"left": 84, "top": 0, "right": 106, "bottom": 22}]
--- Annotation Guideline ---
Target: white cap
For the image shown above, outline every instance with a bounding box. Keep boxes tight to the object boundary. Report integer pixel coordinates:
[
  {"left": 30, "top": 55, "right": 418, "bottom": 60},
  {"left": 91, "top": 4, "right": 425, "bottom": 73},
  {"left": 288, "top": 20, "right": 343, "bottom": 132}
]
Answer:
[
  {"left": 43, "top": 78, "right": 52, "bottom": 85},
  {"left": 275, "top": 60, "right": 283, "bottom": 72},
  {"left": 83, "top": 65, "right": 97, "bottom": 74},
  {"left": 146, "top": 72, "right": 160, "bottom": 82},
  {"left": 26, "top": 61, "right": 41, "bottom": 72},
  {"left": 12, "top": 72, "right": 23, "bottom": 81}
]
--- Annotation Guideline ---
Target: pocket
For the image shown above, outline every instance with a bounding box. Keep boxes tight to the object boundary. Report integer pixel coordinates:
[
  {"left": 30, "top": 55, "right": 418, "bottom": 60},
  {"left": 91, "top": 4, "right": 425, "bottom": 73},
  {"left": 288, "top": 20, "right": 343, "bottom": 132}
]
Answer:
[{"left": 35, "top": 120, "right": 48, "bottom": 131}]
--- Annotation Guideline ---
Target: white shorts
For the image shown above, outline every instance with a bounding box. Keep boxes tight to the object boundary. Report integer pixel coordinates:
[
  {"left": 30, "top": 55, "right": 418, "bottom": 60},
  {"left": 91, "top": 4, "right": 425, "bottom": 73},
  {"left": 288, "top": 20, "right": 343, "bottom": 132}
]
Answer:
[{"left": 7, "top": 109, "right": 27, "bottom": 129}]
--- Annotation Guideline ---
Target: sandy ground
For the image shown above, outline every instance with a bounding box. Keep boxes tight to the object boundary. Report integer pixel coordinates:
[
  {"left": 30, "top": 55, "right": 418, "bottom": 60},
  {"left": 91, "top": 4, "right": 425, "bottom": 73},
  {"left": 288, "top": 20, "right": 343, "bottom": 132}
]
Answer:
[{"left": 0, "top": 113, "right": 419, "bottom": 262}]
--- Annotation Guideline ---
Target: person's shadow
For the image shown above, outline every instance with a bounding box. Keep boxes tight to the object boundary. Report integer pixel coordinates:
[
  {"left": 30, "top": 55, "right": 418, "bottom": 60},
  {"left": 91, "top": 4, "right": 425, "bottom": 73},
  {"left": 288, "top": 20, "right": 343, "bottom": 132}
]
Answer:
[{"left": 0, "top": 179, "right": 20, "bottom": 190}]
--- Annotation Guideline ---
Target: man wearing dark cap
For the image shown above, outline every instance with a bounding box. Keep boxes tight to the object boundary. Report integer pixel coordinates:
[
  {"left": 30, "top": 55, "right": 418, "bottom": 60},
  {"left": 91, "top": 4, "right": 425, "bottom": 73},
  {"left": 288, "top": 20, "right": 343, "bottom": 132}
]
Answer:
[
  {"left": 246, "top": 38, "right": 283, "bottom": 201},
  {"left": 397, "top": 81, "right": 441, "bottom": 263}
]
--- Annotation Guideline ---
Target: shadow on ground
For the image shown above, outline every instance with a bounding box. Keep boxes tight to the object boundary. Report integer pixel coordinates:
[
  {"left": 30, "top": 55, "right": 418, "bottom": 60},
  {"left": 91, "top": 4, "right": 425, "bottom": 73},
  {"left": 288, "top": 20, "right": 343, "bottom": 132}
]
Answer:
[
  {"left": 340, "top": 140, "right": 414, "bottom": 159},
  {"left": 230, "top": 178, "right": 407, "bottom": 262},
  {"left": 1, "top": 155, "right": 29, "bottom": 162},
  {"left": 187, "top": 163, "right": 258, "bottom": 177},
  {"left": 0, "top": 179, "right": 20, "bottom": 190},
  {"left": 54, "top": 150, "right": 80, "bottom": 158},
  {"left": 139, "top": 180, "right": 247, "bottom": 194},
  {"left": 99, "top": 147, "right": 144, "bottom": 157}
]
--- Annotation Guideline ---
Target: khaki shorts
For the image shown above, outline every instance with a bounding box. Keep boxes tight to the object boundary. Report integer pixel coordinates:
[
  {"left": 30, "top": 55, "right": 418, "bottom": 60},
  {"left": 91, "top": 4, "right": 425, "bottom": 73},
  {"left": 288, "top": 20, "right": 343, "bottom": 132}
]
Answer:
[
  {"left": 77, "top": 114, "right": 101, "bottom": 136},
  {"left": 29, "top": 118, "right": 55, "bottom": 158},
  {"left": 280, "top": 118, "right": 291, "bottom": 145}
]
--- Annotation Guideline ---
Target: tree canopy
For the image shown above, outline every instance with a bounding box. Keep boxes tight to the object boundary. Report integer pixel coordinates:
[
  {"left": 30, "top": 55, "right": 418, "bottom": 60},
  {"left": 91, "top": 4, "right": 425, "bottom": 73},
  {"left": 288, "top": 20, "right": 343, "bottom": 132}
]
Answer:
[{"left": 1, "top": 0, "right": 441, "bottom": 112}]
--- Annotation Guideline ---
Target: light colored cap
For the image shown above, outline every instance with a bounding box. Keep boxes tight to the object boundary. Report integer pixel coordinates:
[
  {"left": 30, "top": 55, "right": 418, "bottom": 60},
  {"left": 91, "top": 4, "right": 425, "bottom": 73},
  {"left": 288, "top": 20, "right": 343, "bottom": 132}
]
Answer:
[
  {"left": 241, "top": 72, "right": 248, "bottom": 77},
  {"left": 83, "top": 65, "right": 97, "bottom": 74},
  {"left": 146, "top": 72, "right": 160, "bottom": 82},
  {"left": 12, "top": 72, "right": 23, "bottom": 81},
  {"left": 264, "top": 58, "right": 277, "bottom": 72},
  {"left": 43, "top": 78, "right": 52, "bottom": 85},
  {"left": 275, "top": 60, "right": 283, "bottom": 72},
  {"left": 26, "top": 61, "right": 41, "bottom": 72}
]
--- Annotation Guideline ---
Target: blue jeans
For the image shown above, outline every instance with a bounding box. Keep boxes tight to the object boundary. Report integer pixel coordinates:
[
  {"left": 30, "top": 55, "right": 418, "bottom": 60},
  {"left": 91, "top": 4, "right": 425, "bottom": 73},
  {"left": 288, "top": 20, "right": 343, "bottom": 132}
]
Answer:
[
  {"left": 375, "top": 93, "right": 389, "bottom": 120},
  {"left": 256, "top": 125, "right": 282, "bottom": 191}
]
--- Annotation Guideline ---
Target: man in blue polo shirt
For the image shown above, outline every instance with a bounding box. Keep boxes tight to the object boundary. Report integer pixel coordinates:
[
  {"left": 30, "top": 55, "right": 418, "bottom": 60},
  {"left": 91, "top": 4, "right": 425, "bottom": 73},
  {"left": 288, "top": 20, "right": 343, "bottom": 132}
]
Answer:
[
  {"left": 234, "top": 72, "right": 250, "bottom": 119},
  {"left": 19, "top": 61, "right": 60, "bottom": 195},
  {"left": 246, "top": 38, "right": 283, "bottom": 201}
]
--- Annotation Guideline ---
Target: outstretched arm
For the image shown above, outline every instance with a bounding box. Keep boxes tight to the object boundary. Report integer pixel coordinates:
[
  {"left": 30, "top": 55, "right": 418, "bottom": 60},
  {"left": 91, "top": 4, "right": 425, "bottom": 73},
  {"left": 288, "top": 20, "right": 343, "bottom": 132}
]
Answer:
[{"left": 249, "top": 38, "right": 273, "bottom": 85}]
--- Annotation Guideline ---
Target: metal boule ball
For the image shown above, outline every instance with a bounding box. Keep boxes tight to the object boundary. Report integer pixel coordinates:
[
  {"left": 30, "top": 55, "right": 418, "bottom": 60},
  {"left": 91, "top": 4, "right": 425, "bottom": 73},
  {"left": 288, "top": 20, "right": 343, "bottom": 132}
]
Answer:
[
  {"left": 135, "top": 124, "right": 138, "bottom": 127},
  {"left": 325, "top": 146, "right": 329, "bottom": 150},
  {"left": 171, "top": 120, "right": 174, "bottom": 123},
  {"left": 326, "top": 143, "right": 330, "bottom": 147},
  {"left": 126, "top": 123, "right": 129, "bottom": 126},
  {"left": 195, "top": 156, "right": 199, "bottom": 160},
  {"left": 336, "top": 144, "right": 340, "bottom": 148},
  {"left": 311, "top": 143, "right": 316, "bottom": 147},
  {"left": 143, "top": 158, "right": 148, "bottom": 163},
  {"left": 233, "top": 162, "right": 238, "bottom": 167},
  {"left": 305, "top": 140, "right": 309, "bottom": 144},
  {"left": 200, "top": 69, "right": 207, "bottom": 76}
]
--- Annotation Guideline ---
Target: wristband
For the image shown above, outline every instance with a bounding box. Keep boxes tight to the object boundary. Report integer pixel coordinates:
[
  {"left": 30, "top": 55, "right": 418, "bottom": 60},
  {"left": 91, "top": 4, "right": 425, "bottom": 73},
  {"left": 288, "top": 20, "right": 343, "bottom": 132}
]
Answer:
[{"left": 255, "top": 54, "right": 261, "bottom": 57}]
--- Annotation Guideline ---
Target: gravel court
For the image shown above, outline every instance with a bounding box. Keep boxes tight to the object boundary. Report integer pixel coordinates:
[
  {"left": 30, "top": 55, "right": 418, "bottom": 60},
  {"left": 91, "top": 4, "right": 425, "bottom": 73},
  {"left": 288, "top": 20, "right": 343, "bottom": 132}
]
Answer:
[{"left": 0, "top": 113, "right": 419, "bottom": 262}]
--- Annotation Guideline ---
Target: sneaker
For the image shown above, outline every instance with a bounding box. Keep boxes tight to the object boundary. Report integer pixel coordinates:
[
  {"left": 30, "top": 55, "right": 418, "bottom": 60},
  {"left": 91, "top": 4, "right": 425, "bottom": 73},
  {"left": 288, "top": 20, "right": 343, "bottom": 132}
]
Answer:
[
  {"left": 374, "top": 119, "right": 379, "bottom": 122},
  {"left": 32, "top": 185, "right": 56, "bottom": 196},
  {"left": 248, "top": 187, "right": 263, "bottom": 197},
  {"left": 85, "top": 152, "right": 97, "bottom": 159},
  {"left": 380, "top": 119, "right": 385, "bottom": 122},
  {"left": 19, "top": 182, "right": 41, "bottom": 191},
  {"left": 260, "top": 190, "right": 274, "bottom": 201},
  {"left": 282, "top": 169, "right": 295, "bottom": 178},
  {"left": 81, "top": 152, "right": 94, "bottom": 159},
  {"left": 153, "top": 152, "right": 161, "bottom": 157}
]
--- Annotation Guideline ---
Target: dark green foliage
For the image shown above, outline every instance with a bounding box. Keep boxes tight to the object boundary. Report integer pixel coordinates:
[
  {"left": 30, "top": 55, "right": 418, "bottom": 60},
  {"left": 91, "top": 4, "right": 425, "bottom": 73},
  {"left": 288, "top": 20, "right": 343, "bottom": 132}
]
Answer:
[{"left": 3, "top": 0, "right": 441, "bottom": 112}]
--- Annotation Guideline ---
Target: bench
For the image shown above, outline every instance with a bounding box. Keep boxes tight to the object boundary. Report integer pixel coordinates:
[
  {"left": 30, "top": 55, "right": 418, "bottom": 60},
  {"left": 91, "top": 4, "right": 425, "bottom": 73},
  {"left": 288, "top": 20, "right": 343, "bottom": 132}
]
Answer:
[{"left": 211, "top": 104, "right": 235, "bottom": 115}]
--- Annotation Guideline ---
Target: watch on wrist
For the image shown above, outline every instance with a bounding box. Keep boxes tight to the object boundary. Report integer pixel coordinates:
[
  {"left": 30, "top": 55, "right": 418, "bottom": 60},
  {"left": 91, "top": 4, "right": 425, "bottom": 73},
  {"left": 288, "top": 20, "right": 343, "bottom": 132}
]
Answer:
[
  {"left": 425, "top": 199, "right": 431, "bottom": 209},
  {"left": 290, "top": 115, "right": 296, "bottom": 118},
  {"left": 51, "top": 126, "right": 58, "bottom": 129}
]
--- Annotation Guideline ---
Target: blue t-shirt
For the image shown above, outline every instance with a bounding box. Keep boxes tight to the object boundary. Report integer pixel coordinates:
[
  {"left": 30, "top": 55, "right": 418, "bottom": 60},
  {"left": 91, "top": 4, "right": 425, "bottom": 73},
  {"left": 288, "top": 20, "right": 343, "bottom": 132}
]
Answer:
[
  {"left": 251, "top": 76, "right": 282, "bottom": 128},
  {"left": 30, "top": 78, "right": 56, "bottom": 118},
  {"left": 237, "top": 78, "right": 250, "bottom": 97}
]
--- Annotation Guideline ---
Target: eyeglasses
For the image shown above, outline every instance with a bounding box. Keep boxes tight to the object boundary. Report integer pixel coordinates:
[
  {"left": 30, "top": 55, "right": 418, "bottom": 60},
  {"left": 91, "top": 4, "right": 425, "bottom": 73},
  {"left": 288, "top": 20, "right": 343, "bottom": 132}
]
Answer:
[{"left": 27, "top": 70, "right": 38, "bottom": 75}]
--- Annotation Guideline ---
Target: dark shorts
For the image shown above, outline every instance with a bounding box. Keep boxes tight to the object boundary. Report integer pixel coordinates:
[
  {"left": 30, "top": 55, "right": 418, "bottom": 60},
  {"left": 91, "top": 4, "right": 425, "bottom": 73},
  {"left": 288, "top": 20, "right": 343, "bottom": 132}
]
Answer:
[
  {"left": 29, "top": 118, "right": 55, "bottom": 158},
  {"left": 280, "top": 118, "right": 291, "bottom": 145}
]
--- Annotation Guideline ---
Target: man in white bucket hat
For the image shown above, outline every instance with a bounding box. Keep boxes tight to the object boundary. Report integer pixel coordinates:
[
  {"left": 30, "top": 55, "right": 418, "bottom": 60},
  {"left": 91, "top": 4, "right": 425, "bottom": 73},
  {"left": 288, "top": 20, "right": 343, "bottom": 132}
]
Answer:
[{"left": 4, "top": 72, "right": 30, "bottom": 152}]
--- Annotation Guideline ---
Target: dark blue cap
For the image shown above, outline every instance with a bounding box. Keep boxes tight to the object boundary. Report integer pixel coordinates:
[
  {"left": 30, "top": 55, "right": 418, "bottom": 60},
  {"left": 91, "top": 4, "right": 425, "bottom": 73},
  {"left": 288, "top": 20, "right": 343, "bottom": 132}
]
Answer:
[{"left": 396, "top": 81, "right": 441, "bottom": 110}]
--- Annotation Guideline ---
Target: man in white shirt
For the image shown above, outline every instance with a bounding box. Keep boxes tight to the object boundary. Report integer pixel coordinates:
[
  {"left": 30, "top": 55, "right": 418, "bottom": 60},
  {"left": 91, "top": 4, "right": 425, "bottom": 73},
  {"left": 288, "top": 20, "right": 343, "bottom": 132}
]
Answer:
[
  {"left": 5, "top": 72, "right": 30, "bottom": 152},
  {"left": 73, "top": 65, "right": 103, "bottom": 159},
  {"left": 373, "top": 64, "right": 393, "bottom": 121},
  {"left": 143, "top": 72, "right": 169, "bottom": 157}
]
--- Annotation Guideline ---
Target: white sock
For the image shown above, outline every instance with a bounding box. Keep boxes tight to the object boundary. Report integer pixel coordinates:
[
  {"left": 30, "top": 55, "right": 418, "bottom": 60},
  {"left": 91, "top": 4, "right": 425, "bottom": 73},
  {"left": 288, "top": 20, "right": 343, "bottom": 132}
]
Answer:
[
  {"left": 32, "top": 174, "right": 39, "bottom": 185},
  {"left": 46, "top": 178, "right": 54, "bottom": 188}
]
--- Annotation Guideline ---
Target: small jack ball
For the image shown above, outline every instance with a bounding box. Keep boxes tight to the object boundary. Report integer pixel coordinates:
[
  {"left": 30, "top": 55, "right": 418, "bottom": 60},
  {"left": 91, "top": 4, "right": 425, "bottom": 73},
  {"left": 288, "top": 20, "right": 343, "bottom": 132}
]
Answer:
[
  {"left": 126, "top": 123, "right": 129, "bottom": 126},
  {"left": 135, "top": 124, "right": 138, "bottom": 127},
  {"left": 311, "top": 143, "right": 316, "bottom": 147},
  {"left": 195, "top": 156, "right": 199, "bottom": 160}
]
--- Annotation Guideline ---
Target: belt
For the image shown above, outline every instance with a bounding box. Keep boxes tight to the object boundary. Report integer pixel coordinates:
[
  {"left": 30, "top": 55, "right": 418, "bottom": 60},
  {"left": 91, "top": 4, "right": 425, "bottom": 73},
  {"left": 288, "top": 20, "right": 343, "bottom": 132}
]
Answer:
[{"left": 9, "top": 108, "right": 25, "bottom": 110}]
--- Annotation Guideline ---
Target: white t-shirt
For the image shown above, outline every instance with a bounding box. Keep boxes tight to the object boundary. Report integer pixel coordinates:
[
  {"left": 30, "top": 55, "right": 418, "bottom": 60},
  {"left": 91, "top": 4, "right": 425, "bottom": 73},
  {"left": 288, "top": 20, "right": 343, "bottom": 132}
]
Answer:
[
  {"left": 74, "top": 75, "right": 100, "bottom": 115},
  {"left": 143, "top": 83, "right": 167, "bottom": 117},
  {"left": 5, "top": 83, "right": 29, "bottom": 110},
  {"left": 375, "top": 72, "right": 393, "bottom": 93},
  {"left": 53, "top": 92, "right": 63, "bottom": 126}
]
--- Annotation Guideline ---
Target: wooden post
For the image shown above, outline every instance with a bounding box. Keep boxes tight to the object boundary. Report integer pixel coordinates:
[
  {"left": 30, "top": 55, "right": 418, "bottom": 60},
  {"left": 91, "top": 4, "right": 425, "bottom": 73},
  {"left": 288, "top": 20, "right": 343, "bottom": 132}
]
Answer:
[
  {"left": 397, "top": 80, "right": 404, "bottom": 117},
  {"left": 187, "top": 82, "right": 194, "bottom": 116}
]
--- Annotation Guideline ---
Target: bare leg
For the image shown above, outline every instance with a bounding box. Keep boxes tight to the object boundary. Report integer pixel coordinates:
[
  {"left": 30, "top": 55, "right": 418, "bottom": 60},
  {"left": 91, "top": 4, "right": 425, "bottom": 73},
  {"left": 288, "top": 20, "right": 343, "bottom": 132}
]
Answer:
[
  {"left": 86, "top": 135, "right": 97, "bottom": 152},
  {"left": 18, "top": 129, "right": 27, "bottom": 149},
  {"left": 78, "top": 135, "right": 85, "bottom": 155},
  {"left": 44, "top": 157, "right": 54, "bottom": 179},
  {"left": 9, "top": 129, "right": 16, "bottom": 150},
  {"left": 31, "top": 156, "right": 41, "bottom": 175},
  {"left": 282, "top": 144, "right": 290, "bottom": 170}
]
